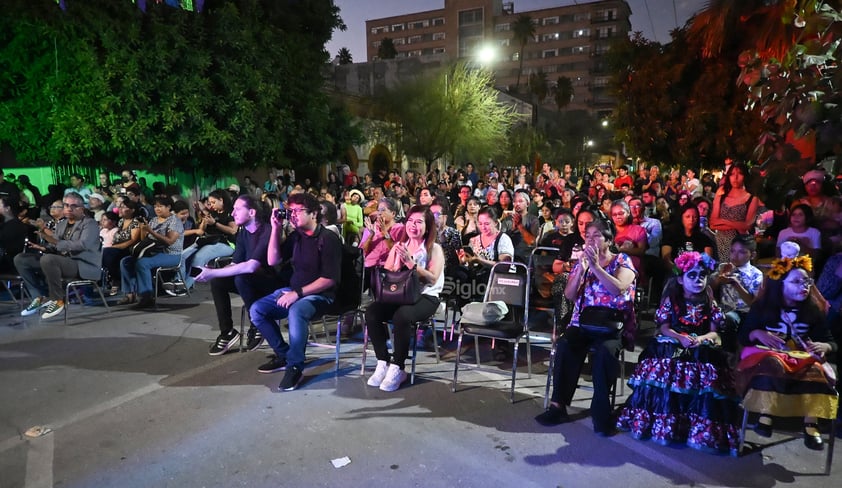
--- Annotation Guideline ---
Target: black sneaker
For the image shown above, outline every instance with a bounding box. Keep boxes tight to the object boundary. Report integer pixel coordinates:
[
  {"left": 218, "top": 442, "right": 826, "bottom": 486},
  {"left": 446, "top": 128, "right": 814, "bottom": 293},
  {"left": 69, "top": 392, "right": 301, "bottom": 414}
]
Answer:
[
  {"left": 535, "top": 405, "right": 570, "bottom": 426},
  {"left": 257, "top": 355, "right": 287, "bottom": 374},
  {"left": 279, "top": 365, "right": 303, "bottom": 391},
  {"left": 209, "top": 330, "right": 240, "bottom": 356},
  {"left": 246, "top": 326, "right": 264, "bottom": 351}
]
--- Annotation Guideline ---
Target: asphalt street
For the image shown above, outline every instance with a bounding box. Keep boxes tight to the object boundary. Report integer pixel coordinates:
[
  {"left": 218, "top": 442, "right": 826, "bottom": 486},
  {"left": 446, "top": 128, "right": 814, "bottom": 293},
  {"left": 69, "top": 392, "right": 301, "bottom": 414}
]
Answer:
[{"left": 0, "top": 287, "right": 839, "bottom": 488}]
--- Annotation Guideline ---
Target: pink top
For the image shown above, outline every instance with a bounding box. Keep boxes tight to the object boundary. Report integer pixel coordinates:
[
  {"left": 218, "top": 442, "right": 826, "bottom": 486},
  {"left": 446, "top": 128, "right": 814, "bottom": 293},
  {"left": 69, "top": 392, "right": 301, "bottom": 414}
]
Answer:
[{"left": 362, "top": 223, "right": 406, "bottom": 268}]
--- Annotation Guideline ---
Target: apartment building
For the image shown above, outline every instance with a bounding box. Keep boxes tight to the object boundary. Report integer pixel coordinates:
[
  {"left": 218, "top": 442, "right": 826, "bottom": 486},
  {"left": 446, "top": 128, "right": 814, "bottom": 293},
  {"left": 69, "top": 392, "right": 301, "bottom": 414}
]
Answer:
[{"left": 364, "top": 0, "right": 631, "bottom": 116}]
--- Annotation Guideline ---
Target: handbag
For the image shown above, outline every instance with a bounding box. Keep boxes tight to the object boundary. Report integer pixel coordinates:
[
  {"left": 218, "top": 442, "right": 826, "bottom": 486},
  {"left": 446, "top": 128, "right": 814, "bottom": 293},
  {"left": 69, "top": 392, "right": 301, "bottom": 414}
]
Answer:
[
  {"left": 578, "top": 305, "right": 624, "bottom": 337},
  {"left": 195, "top": 234, "right": 224, "bottom": 248},
  {"left": 131, "top": 236, "right": 165, "bottom": 259},
  {"left": 371, "top": 265, "right": 421, "bottom": 305}
]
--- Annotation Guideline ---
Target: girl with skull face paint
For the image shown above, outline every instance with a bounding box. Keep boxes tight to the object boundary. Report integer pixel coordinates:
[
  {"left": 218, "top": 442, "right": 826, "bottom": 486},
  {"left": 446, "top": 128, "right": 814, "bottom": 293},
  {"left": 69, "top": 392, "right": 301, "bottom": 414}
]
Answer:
[{"left": 617, "top": 252, "right": 742, "bottom": 455}]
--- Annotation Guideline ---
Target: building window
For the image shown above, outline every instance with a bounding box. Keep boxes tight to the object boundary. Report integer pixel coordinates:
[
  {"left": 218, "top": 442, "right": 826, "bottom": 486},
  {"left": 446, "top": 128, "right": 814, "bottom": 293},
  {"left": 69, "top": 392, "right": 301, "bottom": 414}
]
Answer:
[
  {"left": 432, "top": 32, "right": 446, "bottom": 40},
  {"left": 499, "top": 38, "right": 510, "bottom": 47},
  {"left": 371, "top": 26, "right": 389, "bottom": 35},
  {"left": 372, "top": 40, "right": 381, "bottom": 48},
  {"left": 572, "top": 45, "right": 589, "bottom": 54},
  {"left": 407, "top": 50, "right": 422, "bottom": 57},
  {"left": 511, "top": 52, "right": 519, "bottom": 62},
  {"left": 543, "top": 16, "right": 559, "bottom": 25},
  {"left": 597, "top": 26, "right": 615, "bottom": 39},
  {"left": 495, "top": 23, "right": 510, "bottom": 32},
  {"left": 408, "top": 35, "right": 422, "bottom": 44},
  {"left": 542, "top": 33, "right": 559, "bottom": 42},
  {"left": 593, "top": 76, "right": 610, "bottom": 88},
  {"left": 545, "top": 65, "right": 557, "bottom": 73},
  {"left": 543, "top": 49, "right": 558, "bottom": 58},
  {"left": 392, "top": 23, "right": 405, "bottom": 32},
  {"left": 432, "top": 17, "right": 445, "bottom": 26},
  {"left": 595, "top": 44, "right": 611, "bottom": 55},
  {"left": 574, "top": 12, "right": 590, "bottom": 22},
  {"left": 459, "top": 8, "right": 483, "bottom": 25},
  {"left": 433, "top": 47, "right": 446, "bottom": 54},
  {"left": 393, "top": 38, "right": 405, "bottom": 45},
  {"left": 595, "top": 9, "right": 617, "bottom": 22},
  {"left": 409, "top": 20, "right": 429, "bottom": 30},
  {"left": 572, "top": 28, "right": 590, "bottom": 38}
]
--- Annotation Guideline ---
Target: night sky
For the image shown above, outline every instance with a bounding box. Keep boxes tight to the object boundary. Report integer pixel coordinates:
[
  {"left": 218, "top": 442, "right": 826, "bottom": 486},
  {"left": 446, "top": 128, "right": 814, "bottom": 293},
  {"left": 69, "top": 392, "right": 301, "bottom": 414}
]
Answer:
[{"left": 326, "top": 0, "right": 708, "bottom": 61}]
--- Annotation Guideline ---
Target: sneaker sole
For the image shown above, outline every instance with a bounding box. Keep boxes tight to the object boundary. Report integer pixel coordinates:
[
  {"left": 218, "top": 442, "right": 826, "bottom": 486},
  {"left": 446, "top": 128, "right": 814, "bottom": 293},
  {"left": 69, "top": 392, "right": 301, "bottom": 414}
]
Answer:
[
  {"left": 41, "top": 308, "right": 65, "bottom": 320},
  {"left": 258, "top": 364, "right": 287, "bottom": 374},
  {"left": 21, "top": 304, "right": 48, "bottom": 317},
  {"left": 208, "top": 335, "right": 239, "bottom": 356},
  {"left": 245, "top": 339, "right": 265, "bottom": 352},
  {"left": 379, "top": 374, "right": 408, "bottom": 392},
  {"left": 280, "top": 374, "right": 302, "bottom": 391}
]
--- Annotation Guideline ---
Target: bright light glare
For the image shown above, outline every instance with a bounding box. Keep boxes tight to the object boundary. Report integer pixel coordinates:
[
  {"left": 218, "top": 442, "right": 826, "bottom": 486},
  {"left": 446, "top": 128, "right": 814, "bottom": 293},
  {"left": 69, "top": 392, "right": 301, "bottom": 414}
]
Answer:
[
  {"left": 477, "top": 45, "right": 496, "bottom": 64},
  {"left": 586, "top": 140, "right": 594, "bottom": 147}
]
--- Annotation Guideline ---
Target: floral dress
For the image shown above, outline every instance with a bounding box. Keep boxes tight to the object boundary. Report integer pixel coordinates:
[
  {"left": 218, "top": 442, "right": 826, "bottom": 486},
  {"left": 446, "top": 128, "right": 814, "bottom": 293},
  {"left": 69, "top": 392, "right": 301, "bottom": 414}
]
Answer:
[{"left": 616, "top": 296, "right": 741, "bottom": 455}]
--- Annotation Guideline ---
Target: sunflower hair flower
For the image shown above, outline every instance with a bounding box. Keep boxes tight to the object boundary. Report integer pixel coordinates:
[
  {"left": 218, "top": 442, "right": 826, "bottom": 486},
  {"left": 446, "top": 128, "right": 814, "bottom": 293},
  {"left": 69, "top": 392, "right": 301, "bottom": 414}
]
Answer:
[{"left": 767, "top": 256, "right": 813, "bottom": 280}]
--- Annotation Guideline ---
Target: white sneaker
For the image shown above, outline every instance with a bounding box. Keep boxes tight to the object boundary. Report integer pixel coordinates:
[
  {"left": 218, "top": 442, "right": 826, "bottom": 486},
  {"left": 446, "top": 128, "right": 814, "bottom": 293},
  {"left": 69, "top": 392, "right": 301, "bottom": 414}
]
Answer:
[
  {"left": 366, "top": 360, "right": 389, "bottom": 387},
  {"left": 21, "top": 297, "right": 49, "bottom": 317},
  {"left": 379, "top": 364, "right": 408, "bottom": 392}
]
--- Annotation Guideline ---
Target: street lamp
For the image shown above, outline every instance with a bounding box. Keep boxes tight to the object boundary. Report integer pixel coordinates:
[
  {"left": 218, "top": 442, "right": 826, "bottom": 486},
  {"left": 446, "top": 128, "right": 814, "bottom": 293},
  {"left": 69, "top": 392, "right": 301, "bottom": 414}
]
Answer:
[{"left": 476, "top": 45, "right": 496, "bottom": 66}]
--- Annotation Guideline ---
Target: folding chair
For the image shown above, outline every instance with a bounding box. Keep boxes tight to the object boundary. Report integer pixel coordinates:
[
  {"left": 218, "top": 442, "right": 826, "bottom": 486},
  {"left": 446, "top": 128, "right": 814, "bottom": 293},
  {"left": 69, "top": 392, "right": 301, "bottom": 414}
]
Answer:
[
  {"left": 153, "top": 255, "right": 190, "bottom": 304},
  {"left": 738, "top": 389, "right": 837, "bottom": 474},
  {"left": 451, "top": 261, "right": 530, "bottom": 403},
  {"left": 63, "top": 267, "right": 111, "bottom": 325},
  {"left": 307, "top": 245, "right": 365, "bottom": 373},
  {"left": 0, "top": 274, "right": 30, "bottom": 310},
  {"left": 542, "top": 344, "right": 625, "bottom": 410},
  {"left": 360, "top": 312, "right": 438, "bottom": 385}
]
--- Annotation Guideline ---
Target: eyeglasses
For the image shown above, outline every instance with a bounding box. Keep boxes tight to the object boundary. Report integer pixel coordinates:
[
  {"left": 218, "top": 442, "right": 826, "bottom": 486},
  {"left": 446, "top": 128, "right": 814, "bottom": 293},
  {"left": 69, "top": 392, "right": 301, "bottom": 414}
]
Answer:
[
  {"left": 286, "top": 208, "right": 309, "bottom": 215},
  {"left": 63, "top": 203, "right": 82, "bottom": 210},
  {"left": 786, "top": 278, "right": 813, "bottom": 288}
]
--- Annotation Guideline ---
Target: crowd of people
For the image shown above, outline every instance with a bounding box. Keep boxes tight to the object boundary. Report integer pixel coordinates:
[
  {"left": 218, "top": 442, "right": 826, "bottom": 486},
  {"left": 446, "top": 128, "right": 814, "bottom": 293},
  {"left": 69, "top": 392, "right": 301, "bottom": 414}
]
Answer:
[{"left": 1, "top": 160, "right": 841, "bottom": 448}]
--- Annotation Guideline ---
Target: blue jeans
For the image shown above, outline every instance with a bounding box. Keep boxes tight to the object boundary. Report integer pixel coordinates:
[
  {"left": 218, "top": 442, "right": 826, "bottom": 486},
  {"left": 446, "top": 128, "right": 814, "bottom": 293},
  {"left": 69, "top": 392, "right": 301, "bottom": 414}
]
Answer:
[
  {"left": 121, "top": 253, "right": 181, "bottom": 295},
  {"left": 249, "top": 288, "right": 332, "bottom": 369},
  {"left": 181, "top": 242, "right": 234, "bottom": 289}
]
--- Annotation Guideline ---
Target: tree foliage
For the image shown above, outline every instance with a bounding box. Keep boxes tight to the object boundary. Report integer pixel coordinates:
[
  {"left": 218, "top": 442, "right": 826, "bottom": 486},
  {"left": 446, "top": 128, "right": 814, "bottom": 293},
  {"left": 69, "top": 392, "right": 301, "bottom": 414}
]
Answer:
[
  {"left": 511, "top": 15, "right": 535, "bottom": 92},
  {"left": 552, "top": 76, "right": 574, "bottom": 112},
  {"left": 337, "top": 47, "right": 353, "bottom": 64},
  {"left": 737, "top": 0, "right": 842, "bottom": 206},
  {"left": 375, "top": 63, "right": 523, "bottom": 171},
  {"left": 0, "top": 0, "right": 361, "bottom": 173},
  {"left": 377, "top": 37, "right": 397, "bottom": 59},
  {"left": 607, "top": 30, "right": 762, "bottom": 169},
  {"left": 528, "top": 71, "right": 549, "bottom": 104}
]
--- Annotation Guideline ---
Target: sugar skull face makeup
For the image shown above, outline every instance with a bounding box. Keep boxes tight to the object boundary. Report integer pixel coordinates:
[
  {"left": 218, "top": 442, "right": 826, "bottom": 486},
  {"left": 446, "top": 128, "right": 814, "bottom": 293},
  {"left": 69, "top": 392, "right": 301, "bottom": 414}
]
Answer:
[{"left": 679, "top": 263, "right": 709, "bottom": 295}]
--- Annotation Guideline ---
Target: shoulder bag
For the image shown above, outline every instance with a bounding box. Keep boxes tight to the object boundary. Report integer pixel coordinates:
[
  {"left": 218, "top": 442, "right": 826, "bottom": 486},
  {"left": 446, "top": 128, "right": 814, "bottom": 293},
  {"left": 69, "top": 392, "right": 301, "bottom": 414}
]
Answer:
[
  {"left": 131, "top": 236, "right": 165, "bottom": 259},
  {"left": 372, "top": 265, "right": 422, "bottom": 305},
  {"left": 576, "top": 262, "right": 624, "bottom": 338}
]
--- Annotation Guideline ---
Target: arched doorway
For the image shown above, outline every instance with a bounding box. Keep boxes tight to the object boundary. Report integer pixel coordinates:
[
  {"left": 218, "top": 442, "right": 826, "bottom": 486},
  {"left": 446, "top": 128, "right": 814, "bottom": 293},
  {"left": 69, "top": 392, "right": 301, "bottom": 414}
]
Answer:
[{"left": 369, "top": 145, "right": 392, "bottom": 175}]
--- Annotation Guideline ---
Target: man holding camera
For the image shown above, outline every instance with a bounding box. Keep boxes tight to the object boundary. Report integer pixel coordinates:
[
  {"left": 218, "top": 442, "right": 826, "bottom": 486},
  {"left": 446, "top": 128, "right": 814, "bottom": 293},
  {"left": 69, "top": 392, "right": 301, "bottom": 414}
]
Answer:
[
  {"left": 248, "top": 192, "right": 342, "bottom": 391},
  {"left": 16, "top": 192, "right": 102, "bottom": 319},
  {"left": 194, "top": 195, "right": 282, "bottom": 355}
]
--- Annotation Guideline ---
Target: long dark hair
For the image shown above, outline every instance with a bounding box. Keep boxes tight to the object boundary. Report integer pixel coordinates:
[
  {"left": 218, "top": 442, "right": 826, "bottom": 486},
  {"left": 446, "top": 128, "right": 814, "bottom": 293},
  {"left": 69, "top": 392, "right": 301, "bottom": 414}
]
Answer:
[
  {"left": 721, "top": 162, "right": 749, "bottom": 196},
  {"left": 750, "top": 268, "right": 825, "bottom": 331},
  {"left": 406, "top": 204, "right": 436, "bottom": 257},
  {"left": 208, "top": 189, "right": 233, "bottom": 212}
]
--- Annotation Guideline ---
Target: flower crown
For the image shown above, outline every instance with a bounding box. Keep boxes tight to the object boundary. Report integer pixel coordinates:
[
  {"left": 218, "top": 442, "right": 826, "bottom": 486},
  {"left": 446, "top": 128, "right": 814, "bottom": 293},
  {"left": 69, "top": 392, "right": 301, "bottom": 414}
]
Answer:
[
  {"left": 674, "top": 251, "right": 716, "bottom": 275},
  {"left": 767, "top": 256, "right": 813, "bottom": 280}
]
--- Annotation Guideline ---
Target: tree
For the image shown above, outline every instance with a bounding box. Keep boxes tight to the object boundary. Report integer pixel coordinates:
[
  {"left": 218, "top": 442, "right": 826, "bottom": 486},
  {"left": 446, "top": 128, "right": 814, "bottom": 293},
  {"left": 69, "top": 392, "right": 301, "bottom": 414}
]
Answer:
[
  {"left": 736, "top": 1, "right": 842, "bottom": 207},
  {"left": 511, "top": 15, "right": 535, "bottom": 92},
  {"left": 606, "top": 30, "right": 761, "bottom": 168},
  {"left": 0, "top": 0, "right": 361, "bottom": 173},
  {"left": 552, "top": 76, "right": 574, "bottom": 111},
  {"left": 377, "top": 37, "right": 397, "bottom": 59},
  {"left": 528, "top": 70, "right": 549, "bottom": 104},
  {"left": 376, "top": 63, "right": 523, "bottom": 171},
  {"left": 337, "top": 47, "right": 353, "bottom": 64}
]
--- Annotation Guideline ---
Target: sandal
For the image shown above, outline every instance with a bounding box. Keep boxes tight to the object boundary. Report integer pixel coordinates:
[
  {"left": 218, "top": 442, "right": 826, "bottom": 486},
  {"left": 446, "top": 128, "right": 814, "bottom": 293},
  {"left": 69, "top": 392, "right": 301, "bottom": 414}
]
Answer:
[{"left": 117, "top": 294, "right": 136, "bottom": 305}]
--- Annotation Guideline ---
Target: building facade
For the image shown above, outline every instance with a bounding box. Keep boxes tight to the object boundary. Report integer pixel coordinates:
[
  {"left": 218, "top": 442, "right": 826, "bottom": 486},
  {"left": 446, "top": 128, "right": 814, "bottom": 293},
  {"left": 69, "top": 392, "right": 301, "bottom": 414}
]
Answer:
[{"left": 365, "top": 0, "right": 631, "bottom": 116}]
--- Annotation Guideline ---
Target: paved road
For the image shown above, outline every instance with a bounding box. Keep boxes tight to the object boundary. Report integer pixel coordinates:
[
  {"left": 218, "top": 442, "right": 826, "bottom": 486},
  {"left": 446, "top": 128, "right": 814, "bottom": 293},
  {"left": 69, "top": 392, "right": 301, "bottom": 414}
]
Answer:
[{"left": 0, "top": 289, "right": 838, "bottom": 488}]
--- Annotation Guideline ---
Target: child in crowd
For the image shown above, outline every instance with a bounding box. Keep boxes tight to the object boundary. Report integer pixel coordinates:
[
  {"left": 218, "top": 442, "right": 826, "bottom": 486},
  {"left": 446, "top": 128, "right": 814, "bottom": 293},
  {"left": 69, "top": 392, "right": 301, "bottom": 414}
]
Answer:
[
  {"left": 709, "top": 234, "right": 763, "bottom": 353},
  {"left": 99, "top": 212, "right": 118, "bottom": 248},
  {"left": 617, "top": 252, "right": 741, "bottom": 455},
  {"left": 736, "top": 255, "right": 837, "bottom": 451}
]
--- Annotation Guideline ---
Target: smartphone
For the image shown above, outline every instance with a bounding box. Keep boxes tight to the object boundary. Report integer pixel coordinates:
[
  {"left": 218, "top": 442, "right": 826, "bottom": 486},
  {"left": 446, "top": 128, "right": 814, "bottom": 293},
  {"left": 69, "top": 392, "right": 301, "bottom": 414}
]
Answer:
[
  {"left": 189, "top": 267, "right": 203, "bottom": 278},
  {"left": 462, "top": 246, "right": 475, "bottom": 256}
]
